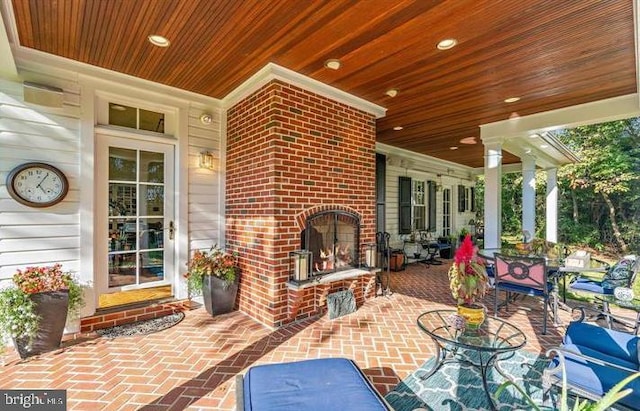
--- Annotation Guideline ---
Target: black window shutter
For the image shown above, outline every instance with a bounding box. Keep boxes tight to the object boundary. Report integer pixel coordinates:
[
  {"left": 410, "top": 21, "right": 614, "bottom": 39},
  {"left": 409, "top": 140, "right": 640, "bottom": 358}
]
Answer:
[
  {"left": 458, "top": 185, "right": 466, "bottom": 212},
  {"left": 375, "top": 154, "right": 386, "bottom": 233},
  {"left": 470, "top": 187, "right": 476, "bottom": 212},
  {"left": 399, "top": 176, "right": 412, "bottom": 234},
  {"left": 427, "top": 180, "right": 436, "bottom": 230}
]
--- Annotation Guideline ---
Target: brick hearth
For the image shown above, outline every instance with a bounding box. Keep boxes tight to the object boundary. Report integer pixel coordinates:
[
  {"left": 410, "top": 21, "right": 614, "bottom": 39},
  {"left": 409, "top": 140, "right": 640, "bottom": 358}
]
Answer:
[{"left": 226, "top": 80, "right": 377, "bottom": 327}]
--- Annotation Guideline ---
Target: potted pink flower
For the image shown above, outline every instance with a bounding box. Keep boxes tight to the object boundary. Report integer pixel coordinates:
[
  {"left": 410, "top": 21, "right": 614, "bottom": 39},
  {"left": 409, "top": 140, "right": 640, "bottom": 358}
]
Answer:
[{"left": 0, "top": 264, "right": 84, "bottom": 358}]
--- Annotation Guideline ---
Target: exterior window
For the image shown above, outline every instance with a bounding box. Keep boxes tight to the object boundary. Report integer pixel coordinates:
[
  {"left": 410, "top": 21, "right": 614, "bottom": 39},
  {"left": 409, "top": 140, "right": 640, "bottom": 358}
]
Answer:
[
  {"left": 109, "top": 103, "right": 165, "bottom": 133},
  {"left": 412, "top": 180, "right": 425, "bottom": 230},
  {"left": 442, "top": 188, "right": 451, "bottom": 236}
]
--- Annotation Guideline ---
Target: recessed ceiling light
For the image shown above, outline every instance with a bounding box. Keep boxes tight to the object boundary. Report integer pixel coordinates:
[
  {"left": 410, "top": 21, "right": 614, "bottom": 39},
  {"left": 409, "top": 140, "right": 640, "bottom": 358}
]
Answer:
[
  {"left": 437, "top": 38, "right": 457, "bottom": 50},
  {"left": 540, "top": 144, "right": 549, "bottom": 149},
  {"left": 393, "top": 126, "right": 404, "bottom": 131},
  {"left": 459, "top": 137, "right": 477, "bottom": 145},
  {"left": 385, "top": 88, "right": 399, "bottom": 98},
  {"left": 504, "top": 97, "right": 520, "bottom": 103},
  {"left": 148, "top": 34, "right": 170, "bottom": 47},
  {"left": 324, "top": 59, "right": 341, "bottom": 70},
  {"left": 449, "top": 146, "right": 458, "bottom": 150},
  {"left": 110, "top": 104, "right": 126, "bottom": 111}
]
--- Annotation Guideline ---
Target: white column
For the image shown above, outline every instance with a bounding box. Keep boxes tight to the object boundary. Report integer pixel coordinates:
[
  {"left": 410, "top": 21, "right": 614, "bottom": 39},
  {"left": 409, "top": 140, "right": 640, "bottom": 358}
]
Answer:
[
  {"left": 521, "top": 154, "right": 536, "bottom": 241},
  {"left": 546, "top": 167, "right": 558, "bottom": 243},
  {"left": 483, "top": 141, "right": 502, "bottom": 249}
]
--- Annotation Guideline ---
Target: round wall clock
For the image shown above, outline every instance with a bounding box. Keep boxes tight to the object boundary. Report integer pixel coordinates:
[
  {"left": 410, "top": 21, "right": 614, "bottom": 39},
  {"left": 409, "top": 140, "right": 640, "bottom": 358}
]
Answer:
[{"left": 6, "top": 162, "right": 69, "bottom": 207}]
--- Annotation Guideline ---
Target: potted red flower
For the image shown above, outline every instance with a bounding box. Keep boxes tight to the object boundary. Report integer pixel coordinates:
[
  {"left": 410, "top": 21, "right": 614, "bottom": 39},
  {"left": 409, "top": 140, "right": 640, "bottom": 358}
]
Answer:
[{"left": 448, "top": 235, "right": 489, "bottom": 330}]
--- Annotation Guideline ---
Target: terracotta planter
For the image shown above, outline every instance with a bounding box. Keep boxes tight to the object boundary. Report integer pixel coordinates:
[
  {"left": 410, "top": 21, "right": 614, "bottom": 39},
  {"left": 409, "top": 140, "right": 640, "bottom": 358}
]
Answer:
[
  {"left": 14, "top": 290, "right": 69, "bottom": 359},
  {"left": 457, "top": 303, "right": 485, "bottom": 331},
  {"left": 202, "top": 274, "right": 239, "bottom": 316}
]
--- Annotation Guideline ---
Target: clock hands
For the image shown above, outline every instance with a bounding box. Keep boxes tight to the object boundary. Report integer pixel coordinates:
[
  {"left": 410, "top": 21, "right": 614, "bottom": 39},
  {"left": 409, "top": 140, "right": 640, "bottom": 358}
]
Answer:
[{"left": 36, "top": 173, "right": 50, "bottom": 193}]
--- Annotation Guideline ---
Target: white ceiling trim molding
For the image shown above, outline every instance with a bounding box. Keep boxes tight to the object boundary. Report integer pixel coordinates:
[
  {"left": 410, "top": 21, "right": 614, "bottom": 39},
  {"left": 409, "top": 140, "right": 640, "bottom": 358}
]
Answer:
[
  {"left": 223, "top": 62, "right": 387, "bottom": 119},
  {"left": 481, "top": 93, "right": 640, "bottom": 168},
  {"left": 481, "top": 94, "right": 640, "bottom": 138},
  {"left": 376, "top": 142, "right": 476, "bottom": 178}
]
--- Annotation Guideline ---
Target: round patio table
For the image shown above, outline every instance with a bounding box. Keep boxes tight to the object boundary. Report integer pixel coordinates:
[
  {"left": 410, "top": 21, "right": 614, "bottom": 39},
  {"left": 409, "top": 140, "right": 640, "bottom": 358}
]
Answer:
[{"left": 416, "top": 309, "right": 527, "bottom": 410}]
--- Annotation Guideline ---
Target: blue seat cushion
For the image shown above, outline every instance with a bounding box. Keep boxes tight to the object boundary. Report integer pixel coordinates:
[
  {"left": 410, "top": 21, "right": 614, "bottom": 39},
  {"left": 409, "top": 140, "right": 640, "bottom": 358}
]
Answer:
[
  {"left": 496, "top": 281, "right": 553, "bottom": 297},
  {"left": 569, "top": 279, "right": 614, "bottom": 295},
  {"left": 241, "top": 358, "right": 389, "bottom": 411},
  {"left": 565, "top": 322, "right": 640, "bottom": 366},
  {"left": 548, "top": 344, "right": 640, "bottom": 409}
]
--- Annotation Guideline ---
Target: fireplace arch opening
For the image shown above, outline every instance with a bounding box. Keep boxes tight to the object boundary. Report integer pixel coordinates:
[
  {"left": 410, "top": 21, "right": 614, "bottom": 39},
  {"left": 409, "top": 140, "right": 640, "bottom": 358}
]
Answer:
[{"left": 301, "top": 210, "right": 361, "bottom": 277}]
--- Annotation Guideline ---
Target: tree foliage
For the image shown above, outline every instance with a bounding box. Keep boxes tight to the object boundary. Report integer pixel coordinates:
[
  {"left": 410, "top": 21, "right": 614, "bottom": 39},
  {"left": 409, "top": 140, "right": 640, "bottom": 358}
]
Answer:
[{"left": 480, "top": 118, "right": 640, "bottom": 255}]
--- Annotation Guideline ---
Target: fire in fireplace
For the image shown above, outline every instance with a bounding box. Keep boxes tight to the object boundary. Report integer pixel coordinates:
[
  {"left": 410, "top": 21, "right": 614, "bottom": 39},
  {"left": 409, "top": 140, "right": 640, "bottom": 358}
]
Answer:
[{"left": 301, "top": 210, "right": 360, "bottom": 276}]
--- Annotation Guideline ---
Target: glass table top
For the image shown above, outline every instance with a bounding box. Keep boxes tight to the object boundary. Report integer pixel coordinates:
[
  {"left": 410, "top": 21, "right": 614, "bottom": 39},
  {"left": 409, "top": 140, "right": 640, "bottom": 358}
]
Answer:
[{"left": 417, "top": 309, "right": 527, "bottom": 353}]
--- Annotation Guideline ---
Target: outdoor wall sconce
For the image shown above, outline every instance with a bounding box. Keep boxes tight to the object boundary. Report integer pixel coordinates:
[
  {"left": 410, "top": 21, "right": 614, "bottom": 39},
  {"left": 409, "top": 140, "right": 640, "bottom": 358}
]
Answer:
[
  {"left": 364, "top": 243, "right": 377, "bottom": 268},
  {"left": 199, "top": 151, "right": 215, "bottom": 170},
  {"left": 290, "top": 250, "right": 312, "bottom": 282},
  {"left": 199, "top": 113, "right": 213, "bottom": 125}
]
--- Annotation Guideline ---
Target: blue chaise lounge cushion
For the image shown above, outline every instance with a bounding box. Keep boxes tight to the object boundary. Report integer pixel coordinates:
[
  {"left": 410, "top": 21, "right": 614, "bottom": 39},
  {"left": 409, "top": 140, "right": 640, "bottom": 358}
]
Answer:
[
  {"left": 548, "top": 322, "right": 640, "bottom": 409},
  {"left": 241, "top": 358, "right": 389, "bottom": 411}
]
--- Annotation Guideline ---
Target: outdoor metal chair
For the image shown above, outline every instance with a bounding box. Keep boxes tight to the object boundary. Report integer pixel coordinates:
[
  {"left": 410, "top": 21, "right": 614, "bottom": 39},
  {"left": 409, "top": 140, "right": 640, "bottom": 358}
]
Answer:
[
  {"left": 494, "top": 253, "right": 554, "bottom": 334},
  {"left": 568, "top": 255, "right": 638, "bottom": 296},
  {"left": 418, "top": 231, "right": 443, "bottom": 266}
]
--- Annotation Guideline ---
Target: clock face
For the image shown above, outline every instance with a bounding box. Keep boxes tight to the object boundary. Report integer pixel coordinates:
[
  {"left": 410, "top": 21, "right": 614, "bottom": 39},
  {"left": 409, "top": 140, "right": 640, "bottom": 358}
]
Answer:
[{"left": 7, "top": 163, "right": 69, "bottom": 207}]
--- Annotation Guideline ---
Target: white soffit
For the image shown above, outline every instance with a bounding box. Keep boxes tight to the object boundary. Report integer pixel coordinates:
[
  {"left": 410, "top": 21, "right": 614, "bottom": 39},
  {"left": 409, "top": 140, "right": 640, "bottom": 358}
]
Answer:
[
  {"left": 376, "top": 142, "right": 476, "bottom": 178},
  {"left": 223, "top": 62, "right": 387, "bottom": 119}
]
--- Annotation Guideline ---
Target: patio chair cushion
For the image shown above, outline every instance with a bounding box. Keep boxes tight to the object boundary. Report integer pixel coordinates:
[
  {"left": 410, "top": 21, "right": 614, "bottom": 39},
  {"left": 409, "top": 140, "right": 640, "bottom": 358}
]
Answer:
[
  {"left": 569, "top": 279, "right": 613, "bottom": 294},
  {"left": 546, "top": 322, "right": 640, "bottom": 409},
  {"left": 548, "top": 344, "right": 640, "bottom": 408},
  {"left": 569, "top": 256, "right": 636, "bottom": 295},
  {"left": 494, "top": 281, "right": 553, "bottom": 297},
  {"left": 240, "top": 358, "right": 390, "bottom": 411},
  {"left": 601, "top": 257, "right": 635, "bottom": 289},
  {"left": 564, "top": 321, "right": 639, "bottom": 366}
]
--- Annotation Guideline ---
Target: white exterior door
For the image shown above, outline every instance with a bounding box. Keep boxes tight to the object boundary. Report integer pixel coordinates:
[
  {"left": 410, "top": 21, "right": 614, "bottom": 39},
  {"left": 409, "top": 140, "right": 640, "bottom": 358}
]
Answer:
[{"left": 97, "top": 135, "right": 175, "bottom": 292}]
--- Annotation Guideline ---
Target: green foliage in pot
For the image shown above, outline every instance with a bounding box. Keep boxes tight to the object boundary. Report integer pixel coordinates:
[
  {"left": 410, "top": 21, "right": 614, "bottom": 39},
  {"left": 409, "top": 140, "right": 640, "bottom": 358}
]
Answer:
[
  {"left": 0, "top": 264, "right": 85, "bottom": 353},
  {"left": 448, "top": 234, "right": 488, "bottom": 306},
  {"left": 184, "top": 245, "right": 240, "bottom": 296}
]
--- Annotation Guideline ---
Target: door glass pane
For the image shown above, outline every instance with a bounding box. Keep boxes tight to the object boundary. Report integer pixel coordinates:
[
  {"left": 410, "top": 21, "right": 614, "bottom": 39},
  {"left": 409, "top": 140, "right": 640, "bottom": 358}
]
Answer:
[
  {"left": 140, "top": 185, "right": 164, "bottom": 216},
  {"left": 139, "top": 218, "right": 163, "bottom": 250},
  {"left": 109, "top": 148, "right": 137, "bottom": 181},
  {"left": 140, "top": 151, "right": 164, "bottom": 183},
  {"left": 109, "top": 183, "right": 137, "bottom": 216},
  {"left": 109, "top": 218, "right": 136, "bottom": 252},
  {"left": 109, "top": 252, "right": 137, "bottom": 287},
  {"left": 140, "top": 251, "right": 164, "bottom": 283},
  {"left": 109, "top": 104, "right": 137, "bottom": 128},
  {"left": 139, "top": 110, "right": 165, "bottom": 133}
]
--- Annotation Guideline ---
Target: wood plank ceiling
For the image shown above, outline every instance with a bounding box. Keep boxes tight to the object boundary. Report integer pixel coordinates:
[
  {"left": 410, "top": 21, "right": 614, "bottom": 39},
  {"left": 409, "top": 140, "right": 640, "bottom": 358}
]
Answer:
[{"left": 10, "top": 0, "right": 637, "bottom": 168}]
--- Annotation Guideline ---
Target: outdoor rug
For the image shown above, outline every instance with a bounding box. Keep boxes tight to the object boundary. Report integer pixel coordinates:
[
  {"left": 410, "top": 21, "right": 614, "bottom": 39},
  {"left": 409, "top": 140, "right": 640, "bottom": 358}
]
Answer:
[{"left": 385, "top": 349, "right": 553, "bottom": 411}]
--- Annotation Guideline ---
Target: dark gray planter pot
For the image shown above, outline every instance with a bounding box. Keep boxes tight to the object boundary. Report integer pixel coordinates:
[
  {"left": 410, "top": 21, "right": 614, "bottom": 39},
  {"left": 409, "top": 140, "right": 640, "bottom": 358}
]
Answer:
[
  {"left": 14, "top": 290, "right": 69, "bottom": 359},
  {"left": 202, "top": 274, "right": 239, "bottom": 316}
]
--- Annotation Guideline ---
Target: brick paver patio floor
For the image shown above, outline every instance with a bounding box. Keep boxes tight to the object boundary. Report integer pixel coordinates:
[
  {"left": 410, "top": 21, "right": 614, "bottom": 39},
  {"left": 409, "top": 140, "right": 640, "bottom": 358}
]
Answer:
[{"left": 0, "top": 262, "right": 616, "bottom": 410}]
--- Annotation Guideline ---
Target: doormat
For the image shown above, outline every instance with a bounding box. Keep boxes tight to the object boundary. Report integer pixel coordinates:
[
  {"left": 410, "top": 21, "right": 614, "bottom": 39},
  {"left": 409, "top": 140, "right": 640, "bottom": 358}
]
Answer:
[
  {"left": 327, "top": 289, "right": 356, "bottom": 319},
  {"left": 96, "top": 311, "right": 185, "bottom": 338}
]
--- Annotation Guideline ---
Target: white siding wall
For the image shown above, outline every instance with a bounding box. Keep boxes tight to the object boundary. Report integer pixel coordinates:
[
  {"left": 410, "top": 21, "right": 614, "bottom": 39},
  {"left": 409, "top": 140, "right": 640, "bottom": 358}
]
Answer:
[
  {"left": 383, "top": 161, "right": 476, "bottom": 248},
  {"left": 187, "top": 107, "right": 224, "bottom": 251},
  {"left": 0, "top": 75, "right": 81, "bottom": 280}
]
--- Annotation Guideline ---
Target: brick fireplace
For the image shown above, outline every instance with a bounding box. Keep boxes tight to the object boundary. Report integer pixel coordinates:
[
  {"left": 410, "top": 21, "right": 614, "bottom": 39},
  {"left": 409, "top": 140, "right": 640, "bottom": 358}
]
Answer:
[{"left": 226, "top": 79, "right": 377, "bottom": 327}]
